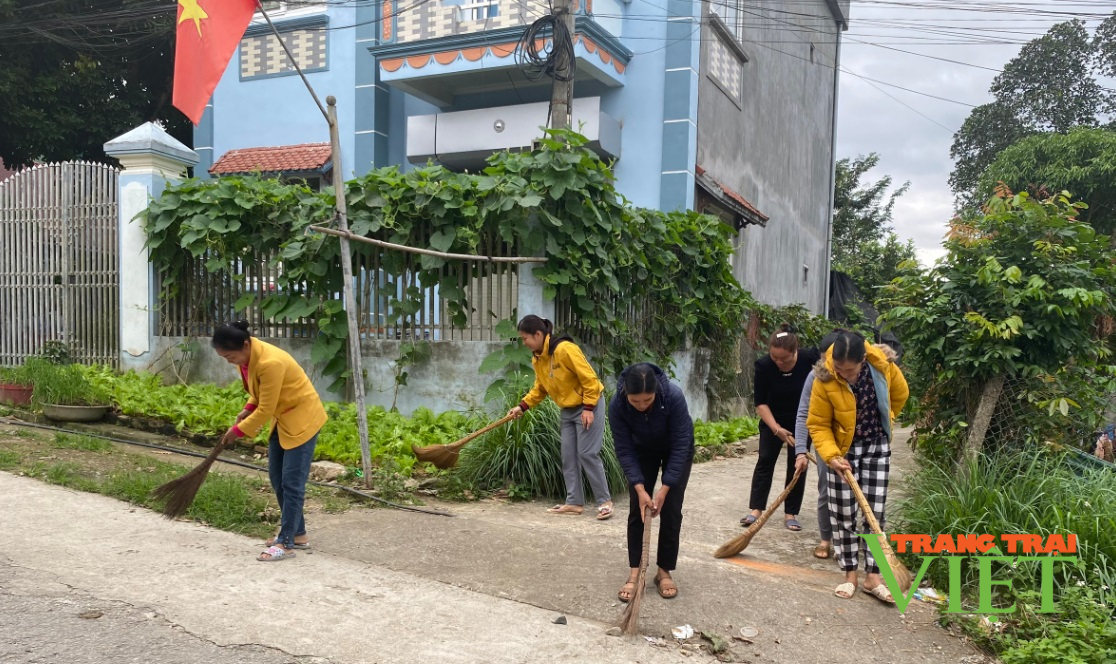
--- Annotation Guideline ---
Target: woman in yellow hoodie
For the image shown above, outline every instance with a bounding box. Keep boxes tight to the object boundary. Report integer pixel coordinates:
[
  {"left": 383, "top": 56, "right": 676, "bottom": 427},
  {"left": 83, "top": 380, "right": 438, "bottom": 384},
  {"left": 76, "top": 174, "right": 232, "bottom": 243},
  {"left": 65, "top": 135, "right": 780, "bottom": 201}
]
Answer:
[
  {"left": 807, "top": 330, "right": 908, "bottom": 603},
  {"left": 507, "top": 315, "right": 613, "bottom": 519},
  {"left": 214, "top": 321, "right": 328, "bottom": 562}
]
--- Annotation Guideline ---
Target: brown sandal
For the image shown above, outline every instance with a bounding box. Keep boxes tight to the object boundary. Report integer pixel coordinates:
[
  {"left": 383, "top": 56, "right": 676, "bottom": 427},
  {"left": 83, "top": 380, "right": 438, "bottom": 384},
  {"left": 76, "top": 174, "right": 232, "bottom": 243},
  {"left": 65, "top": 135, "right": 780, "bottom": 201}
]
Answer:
[
  {"left": 813, "top": 542, "right": 833, "bottom": 559},
  {"left": 654, "top": 575, "right": 678, "bottom": 599}
]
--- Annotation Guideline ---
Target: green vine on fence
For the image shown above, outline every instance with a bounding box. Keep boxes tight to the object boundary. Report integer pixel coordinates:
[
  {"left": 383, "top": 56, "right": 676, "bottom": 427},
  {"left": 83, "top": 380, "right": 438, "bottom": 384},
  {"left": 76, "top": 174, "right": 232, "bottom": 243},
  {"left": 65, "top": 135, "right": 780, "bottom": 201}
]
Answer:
[{"left": 143, "top": 129, "right": 750, "bottom": 388}]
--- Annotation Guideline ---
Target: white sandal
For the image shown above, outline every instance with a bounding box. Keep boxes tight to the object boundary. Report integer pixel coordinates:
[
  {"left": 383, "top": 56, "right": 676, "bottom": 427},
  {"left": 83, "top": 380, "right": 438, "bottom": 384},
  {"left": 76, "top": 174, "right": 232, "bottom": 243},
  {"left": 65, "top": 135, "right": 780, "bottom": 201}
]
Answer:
[
  {"left": 863, "top": 584, "right": 896, "bottom": 604},
  {"left": 834, "top": 582, "right": 856, "bottom": 599}
]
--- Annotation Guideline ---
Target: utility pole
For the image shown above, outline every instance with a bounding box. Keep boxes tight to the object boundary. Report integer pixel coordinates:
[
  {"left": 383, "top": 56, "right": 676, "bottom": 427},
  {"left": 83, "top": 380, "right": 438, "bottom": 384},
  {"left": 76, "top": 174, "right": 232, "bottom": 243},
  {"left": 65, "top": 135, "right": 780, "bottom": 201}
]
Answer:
[{"left": 547, "top": 0, "right": 576, "bottom": 129}]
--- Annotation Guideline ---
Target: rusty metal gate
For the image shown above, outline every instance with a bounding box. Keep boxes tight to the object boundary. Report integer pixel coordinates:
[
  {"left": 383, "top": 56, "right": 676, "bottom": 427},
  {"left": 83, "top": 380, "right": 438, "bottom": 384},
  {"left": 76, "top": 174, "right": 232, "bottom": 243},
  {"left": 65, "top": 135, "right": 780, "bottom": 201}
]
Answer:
[{"left": 0, "top": 162, "right": 119, "bottom": 367}]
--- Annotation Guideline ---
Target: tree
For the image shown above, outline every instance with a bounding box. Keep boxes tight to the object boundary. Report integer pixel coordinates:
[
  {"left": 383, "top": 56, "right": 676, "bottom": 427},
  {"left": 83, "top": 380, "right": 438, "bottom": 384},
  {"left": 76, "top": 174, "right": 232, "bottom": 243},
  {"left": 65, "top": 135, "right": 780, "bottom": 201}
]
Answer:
[
  {"left": 0, "top": 0, "right": 188, "bottom": 168},
  {"left": 831, "top": 153, "right": 917, "bottom": 302},
  {"left": 978, "top": 128, "right": 1116, "bottom": 236},
  {"left": 880, "top": 190, "right": 1116, "bottom": 462},
  {"left": 949, "top": 17, "right": 1116, "bottom": 207}
]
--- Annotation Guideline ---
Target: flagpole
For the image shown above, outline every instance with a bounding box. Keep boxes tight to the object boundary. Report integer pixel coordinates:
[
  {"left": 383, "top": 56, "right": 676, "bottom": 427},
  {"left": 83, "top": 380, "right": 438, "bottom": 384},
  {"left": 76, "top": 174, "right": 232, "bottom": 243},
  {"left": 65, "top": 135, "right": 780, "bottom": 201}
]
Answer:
[{"left": 256, "top": 2, "right": 374, "bottom": 487}]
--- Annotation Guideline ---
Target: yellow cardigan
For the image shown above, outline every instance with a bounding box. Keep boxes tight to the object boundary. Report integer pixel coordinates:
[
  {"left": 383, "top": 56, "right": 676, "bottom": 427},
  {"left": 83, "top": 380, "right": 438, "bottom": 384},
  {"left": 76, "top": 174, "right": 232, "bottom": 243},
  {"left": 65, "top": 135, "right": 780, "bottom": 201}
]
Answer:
[
  {"left": 807, "top": 342, "right": 909, "bottom": 464},
  {"left": 236, "top": 339, "right": 328, "bottom": 450},
  {"left": 521, "top": 335, "right": 603, "bottom": 411}
]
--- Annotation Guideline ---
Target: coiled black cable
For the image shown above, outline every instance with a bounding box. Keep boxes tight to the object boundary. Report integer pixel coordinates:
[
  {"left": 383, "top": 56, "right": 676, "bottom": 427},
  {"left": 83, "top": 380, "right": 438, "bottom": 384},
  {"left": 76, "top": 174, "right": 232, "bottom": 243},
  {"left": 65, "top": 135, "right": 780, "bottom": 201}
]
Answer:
[{"left": 515, "top": 8, "right": 577, "bottom": 83}]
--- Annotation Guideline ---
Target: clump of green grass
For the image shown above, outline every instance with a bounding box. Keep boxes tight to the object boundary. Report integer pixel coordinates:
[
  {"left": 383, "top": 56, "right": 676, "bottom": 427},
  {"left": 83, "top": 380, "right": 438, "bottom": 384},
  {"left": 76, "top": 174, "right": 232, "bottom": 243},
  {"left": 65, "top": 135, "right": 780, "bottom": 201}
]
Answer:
[
  {"left": 0, "top": 449, "right": 20, "bottom": 469},
  {"left": 453, "top": 385, "right": 625, "bottom": 501},
  {"left": 895, "top": 449, "right": 1116, "bottom": 601},
  {"left": 52, "top": 433, "right": 113, "bottom": 453}
]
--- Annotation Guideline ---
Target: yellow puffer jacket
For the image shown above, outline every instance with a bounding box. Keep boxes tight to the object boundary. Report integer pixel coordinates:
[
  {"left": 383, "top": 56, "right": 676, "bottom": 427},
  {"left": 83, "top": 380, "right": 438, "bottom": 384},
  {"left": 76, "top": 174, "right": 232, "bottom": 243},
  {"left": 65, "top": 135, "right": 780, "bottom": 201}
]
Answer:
[
  {"left": 807, "top": 342, "right": 909, "bottom": 464},
  {"left": 520, "top": 335, "right": 603, "bottom": 411},
  {"left": 237, "top": 339, "right": 328, "bottom": 449}
]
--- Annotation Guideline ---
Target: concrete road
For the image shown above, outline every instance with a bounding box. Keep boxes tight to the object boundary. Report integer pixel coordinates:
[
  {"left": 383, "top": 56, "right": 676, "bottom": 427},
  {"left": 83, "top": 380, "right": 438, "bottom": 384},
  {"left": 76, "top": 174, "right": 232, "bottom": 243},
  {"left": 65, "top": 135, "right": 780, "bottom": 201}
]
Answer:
[
  {"left": 1, "top": 426, "right": 985, "bottom": 664},
  {"left": 0, "top": 473, "right": 687, "bottom": 664}
]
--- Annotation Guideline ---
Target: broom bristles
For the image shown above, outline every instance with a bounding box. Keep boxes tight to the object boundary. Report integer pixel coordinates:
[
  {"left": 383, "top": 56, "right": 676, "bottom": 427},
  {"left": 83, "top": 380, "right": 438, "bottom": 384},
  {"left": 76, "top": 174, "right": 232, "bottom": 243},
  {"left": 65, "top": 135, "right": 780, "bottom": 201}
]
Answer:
[
  {"left": 410, "top": 442, "right": 464, "bottom": 469},
  {"left": 878, "top": 536, "right": 913, "bottom": 592},
  {"left": 151, "top": 443, "right": 226, "bottom": 519},
  {"left": 619, "top": 506, "right": 653, "bottom": 636}
]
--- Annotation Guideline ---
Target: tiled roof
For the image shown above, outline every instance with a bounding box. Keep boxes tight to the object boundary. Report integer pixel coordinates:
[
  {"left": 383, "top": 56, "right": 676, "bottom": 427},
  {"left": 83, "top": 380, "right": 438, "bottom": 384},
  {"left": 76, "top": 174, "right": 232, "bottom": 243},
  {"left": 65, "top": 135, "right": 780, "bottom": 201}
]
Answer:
[
  {"left": 209, "top": 143, "right": 332, "bottom": 175},
  {"left": 695, "top": 165, "right": 769, "bottom": 226},
  {"left": 0, "top": 158, "right": 15, "bottom": 183}
]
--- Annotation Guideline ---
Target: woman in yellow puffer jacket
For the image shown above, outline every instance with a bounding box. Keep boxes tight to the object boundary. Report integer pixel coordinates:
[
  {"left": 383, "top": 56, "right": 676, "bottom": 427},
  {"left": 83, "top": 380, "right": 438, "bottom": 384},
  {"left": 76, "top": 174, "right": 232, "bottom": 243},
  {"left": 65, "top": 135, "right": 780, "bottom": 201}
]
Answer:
[
  {"left": 807, "top": 330, "right": 908, "bottom": 604},
  {"left": 507, "top": 315, "right": 613, "bottom": 519}
]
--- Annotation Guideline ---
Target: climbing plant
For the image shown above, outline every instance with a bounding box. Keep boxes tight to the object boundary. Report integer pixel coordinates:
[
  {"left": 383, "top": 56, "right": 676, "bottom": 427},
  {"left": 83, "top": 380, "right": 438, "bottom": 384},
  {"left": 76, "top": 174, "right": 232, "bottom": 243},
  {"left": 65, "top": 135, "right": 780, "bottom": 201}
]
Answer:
[{"left": 144, "top": 129, "right": 749, "bottom": 388}]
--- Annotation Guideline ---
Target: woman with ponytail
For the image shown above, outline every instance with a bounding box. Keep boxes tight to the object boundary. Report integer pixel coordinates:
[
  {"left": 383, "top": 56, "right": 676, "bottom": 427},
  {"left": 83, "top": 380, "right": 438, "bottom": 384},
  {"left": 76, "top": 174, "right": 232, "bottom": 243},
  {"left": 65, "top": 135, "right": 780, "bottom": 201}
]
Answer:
[
  {"left": 507, "top": 315, "right": 613, "bottom": 519},
  {"left": 212, "top": 321, "right": 328, "bottom": 562}
]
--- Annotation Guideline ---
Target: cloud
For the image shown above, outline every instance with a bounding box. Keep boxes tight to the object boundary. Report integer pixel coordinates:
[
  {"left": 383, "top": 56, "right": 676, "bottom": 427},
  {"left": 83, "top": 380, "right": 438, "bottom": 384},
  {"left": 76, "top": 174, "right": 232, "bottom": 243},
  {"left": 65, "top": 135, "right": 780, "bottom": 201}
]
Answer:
[{"left": 833, "top": 2, "right": 1110, "bottom": 258}]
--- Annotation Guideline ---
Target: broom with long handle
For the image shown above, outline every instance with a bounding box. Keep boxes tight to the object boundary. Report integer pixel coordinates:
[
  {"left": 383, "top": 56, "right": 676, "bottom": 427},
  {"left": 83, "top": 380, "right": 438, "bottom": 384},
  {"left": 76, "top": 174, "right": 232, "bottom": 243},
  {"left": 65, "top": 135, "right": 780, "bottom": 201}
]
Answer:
[
  {"left": 151, "top": 438, "right": 235, "bottom": 519},
  {"left": 411, "top": 413, "right": 516, "bottom": 469},
  {"left": 714, "top": 466, "right": 804, "bottom": 558},
  {"left": 618, "top": 505, "right": 653, "bottom": 636},
  {"left": 841, "top": 467, "right": 912, "bottom": 592}
]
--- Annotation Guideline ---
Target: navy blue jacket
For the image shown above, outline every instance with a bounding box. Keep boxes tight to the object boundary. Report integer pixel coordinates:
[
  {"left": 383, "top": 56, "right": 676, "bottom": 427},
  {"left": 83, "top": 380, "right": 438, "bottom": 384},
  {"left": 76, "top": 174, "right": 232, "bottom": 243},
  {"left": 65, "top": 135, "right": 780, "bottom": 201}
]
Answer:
[{"left": 608, "top": 364, "right": 695, "bottom": 488}]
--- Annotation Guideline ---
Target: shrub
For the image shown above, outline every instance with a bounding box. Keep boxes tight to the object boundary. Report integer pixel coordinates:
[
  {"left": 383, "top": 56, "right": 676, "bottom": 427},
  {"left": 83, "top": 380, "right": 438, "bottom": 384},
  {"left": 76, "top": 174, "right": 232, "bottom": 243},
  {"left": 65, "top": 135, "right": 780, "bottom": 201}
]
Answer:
[{"left": 453, "top": 378, "right": 626, "bottom": 501}]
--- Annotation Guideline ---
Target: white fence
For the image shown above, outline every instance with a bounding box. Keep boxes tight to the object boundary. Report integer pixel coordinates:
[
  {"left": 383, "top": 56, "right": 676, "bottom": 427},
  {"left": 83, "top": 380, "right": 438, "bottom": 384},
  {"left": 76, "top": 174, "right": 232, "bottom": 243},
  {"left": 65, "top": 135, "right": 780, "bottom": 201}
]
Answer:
[{"left": 0, "top": 162, "right": 119, "bottom": 367}]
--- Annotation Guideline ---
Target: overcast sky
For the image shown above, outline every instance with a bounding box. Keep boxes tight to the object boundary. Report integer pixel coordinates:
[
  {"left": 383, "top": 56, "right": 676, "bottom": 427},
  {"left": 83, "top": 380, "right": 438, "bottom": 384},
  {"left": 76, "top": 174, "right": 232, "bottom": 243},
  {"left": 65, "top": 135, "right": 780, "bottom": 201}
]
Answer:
[{"left": 833, "top": 1, "right": 1113, "bottom": 266}]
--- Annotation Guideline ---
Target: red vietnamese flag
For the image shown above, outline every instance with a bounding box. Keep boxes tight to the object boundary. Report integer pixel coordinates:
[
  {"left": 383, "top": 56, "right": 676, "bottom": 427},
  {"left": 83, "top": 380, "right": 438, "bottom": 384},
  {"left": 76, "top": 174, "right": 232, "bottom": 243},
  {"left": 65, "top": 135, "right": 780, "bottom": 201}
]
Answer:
[{"left": 173, "top": 0, "right": 259, "bottom": 125}]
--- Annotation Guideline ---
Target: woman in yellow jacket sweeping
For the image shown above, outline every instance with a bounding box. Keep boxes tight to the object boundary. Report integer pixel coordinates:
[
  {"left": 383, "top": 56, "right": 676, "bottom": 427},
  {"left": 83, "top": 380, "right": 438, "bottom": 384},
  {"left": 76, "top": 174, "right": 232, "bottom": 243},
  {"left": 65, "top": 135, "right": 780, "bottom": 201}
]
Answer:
[
  {"left": 214, "top": 321, "right": 328, "bottom": 562},
  {"left": 507, "top": 315, "right": 613, "bottom": 519},
  {"left": 807, "top": 330, "right": 908, "bottom": 603}
]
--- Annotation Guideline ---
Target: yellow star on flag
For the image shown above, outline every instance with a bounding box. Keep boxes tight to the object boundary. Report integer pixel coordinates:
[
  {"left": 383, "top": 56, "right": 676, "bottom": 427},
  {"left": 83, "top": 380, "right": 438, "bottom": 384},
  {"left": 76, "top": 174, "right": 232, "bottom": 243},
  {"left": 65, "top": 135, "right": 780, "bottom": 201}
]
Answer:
[{"left": 178, "top": 0, "right": 209, "bottom": 37}]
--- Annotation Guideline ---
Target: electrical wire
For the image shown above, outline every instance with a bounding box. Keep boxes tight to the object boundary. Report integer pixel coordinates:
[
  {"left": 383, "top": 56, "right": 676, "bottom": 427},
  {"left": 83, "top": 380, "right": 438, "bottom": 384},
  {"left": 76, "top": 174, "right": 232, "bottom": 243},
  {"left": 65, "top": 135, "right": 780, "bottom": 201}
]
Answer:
[
  {"left": 0, "top": 416, "right": 456, "bottom": 518},
  {"left": 514, "top": 4, "right": 576, "bottom": 82}
]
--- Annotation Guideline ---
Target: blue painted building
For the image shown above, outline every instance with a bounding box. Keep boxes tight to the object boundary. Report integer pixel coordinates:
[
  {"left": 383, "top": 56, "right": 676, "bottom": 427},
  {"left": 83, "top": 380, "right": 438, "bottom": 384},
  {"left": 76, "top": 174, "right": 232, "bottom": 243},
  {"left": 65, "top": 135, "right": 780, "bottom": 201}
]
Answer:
[{"left": 200, "top": 0, "right": 849, "bottom": 314}]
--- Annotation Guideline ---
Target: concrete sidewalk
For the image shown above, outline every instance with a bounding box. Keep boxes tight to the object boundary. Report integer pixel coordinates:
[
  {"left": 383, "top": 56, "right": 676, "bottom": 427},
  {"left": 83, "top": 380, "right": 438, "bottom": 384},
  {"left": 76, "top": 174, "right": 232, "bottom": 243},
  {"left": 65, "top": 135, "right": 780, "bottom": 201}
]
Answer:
[{"left": 0, "top": 473, "right": 683, "bottom": 664}]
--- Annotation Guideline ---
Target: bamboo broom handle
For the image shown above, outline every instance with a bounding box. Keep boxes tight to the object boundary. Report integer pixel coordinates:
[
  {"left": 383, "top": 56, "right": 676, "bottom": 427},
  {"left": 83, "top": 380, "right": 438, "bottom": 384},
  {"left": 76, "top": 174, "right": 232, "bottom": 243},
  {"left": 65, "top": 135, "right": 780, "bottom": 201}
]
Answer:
[
  {"left": 450, "top": 413, "right": 516, "bottom": 448},
  {"left": 841, "top": 468, "right": 886, "bottom": 537},
  {"left": 751, "top": 466, "right": 804, "bottom": 529}
]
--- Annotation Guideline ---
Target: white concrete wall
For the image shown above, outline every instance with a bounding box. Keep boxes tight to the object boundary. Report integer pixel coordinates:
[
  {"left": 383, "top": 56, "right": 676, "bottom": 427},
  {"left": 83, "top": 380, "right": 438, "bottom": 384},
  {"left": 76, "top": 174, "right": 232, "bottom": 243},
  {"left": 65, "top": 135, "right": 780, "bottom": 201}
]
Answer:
[{"left": 147, "top": 337, "right": 712, "bottom": 420}]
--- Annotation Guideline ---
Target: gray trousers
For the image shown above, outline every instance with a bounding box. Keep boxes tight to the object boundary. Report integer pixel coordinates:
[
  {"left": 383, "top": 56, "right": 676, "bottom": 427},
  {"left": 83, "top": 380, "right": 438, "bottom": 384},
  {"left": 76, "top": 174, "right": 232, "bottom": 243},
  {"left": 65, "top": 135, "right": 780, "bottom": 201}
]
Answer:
[
  {"left": 817, "top": 457, "right": 832, "bottom": 541},
  {"left": 559, "top": 401, "right": 611, "bottom": 506}
]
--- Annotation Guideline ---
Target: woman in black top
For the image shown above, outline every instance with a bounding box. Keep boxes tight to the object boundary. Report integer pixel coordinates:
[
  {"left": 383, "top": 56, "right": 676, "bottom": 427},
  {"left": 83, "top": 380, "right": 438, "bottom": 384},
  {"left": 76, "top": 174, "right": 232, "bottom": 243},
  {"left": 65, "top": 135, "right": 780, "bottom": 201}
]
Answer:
[
  {"left": 609, "top": 363, "right": 695, "bottom": 602},
  {"left": 743, "top": 324, "right": 820, "bottom": 531}
]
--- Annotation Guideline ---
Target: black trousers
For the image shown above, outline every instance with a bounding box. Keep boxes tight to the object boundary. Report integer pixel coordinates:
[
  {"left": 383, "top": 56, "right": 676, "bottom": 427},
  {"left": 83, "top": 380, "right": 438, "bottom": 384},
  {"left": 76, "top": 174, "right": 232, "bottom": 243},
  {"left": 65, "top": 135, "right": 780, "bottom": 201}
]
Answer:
[
  {"left": 626, "top": 449, "right": 692, "bottom": 570},
  {"left": 748, "top": 426, "right": 807, "bottom": 515}
]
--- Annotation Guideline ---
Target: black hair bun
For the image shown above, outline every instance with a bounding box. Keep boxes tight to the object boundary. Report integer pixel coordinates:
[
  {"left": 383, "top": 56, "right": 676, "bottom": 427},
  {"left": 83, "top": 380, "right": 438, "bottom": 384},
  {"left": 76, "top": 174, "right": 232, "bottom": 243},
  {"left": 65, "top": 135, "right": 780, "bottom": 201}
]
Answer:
[{"left": 232, "top": 320, "right": 251, "bottom": 333}]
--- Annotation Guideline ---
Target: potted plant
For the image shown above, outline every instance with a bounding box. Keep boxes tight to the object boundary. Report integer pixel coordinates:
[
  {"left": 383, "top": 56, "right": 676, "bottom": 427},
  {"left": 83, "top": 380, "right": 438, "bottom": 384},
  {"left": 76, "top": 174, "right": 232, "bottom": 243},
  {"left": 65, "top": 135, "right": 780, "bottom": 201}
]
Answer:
[
  {"left": 0, "top": 364, "right": 33, "bottom": 406},
  {"left": 26, "top": 358, "right": 113, "bottom": 422}
]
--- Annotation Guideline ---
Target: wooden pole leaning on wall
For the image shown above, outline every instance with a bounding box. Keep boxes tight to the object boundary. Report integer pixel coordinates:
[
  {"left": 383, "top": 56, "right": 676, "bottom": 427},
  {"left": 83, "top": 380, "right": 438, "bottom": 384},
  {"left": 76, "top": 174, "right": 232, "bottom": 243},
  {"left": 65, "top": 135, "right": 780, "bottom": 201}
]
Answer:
[{"left": 326, "top": 97, "right": 374, "bottom": 488}]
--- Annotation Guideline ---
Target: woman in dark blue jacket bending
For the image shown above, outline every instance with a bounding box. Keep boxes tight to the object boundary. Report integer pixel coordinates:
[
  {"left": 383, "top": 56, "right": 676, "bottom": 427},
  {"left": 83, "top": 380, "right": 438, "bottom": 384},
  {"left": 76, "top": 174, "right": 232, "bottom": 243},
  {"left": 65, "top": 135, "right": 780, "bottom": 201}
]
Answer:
[{"left": 609, "top": 363, "right": 695, "bottom": 602}]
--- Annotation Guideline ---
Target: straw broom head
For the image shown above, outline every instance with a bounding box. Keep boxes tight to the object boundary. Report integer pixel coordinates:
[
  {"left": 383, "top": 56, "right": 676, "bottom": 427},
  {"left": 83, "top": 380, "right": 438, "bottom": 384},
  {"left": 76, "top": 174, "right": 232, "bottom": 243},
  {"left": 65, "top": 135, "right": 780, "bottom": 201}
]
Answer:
[
  {"left": 410, "top": 441, "right": 463, "bottom": 469},
  {"left": 412, "top": 413, "right": 516, "bottom": 470},
  {"left": 150, "top": 442, "right": 228, "bottom": 519},
  {"left": 714, "top": 467, "right": 803, "bottom": 559},
  {"left": 618, "top": 506, "right": 653, "bottom": 636}
]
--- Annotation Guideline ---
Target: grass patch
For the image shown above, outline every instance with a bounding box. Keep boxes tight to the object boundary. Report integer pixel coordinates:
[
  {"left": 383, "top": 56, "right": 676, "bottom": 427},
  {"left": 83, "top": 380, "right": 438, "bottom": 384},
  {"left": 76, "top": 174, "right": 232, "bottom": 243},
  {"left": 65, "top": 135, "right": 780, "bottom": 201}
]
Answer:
[
  {"left": 0, "top": 449, "right": 20, "bottom": 469},
  {"left": 53, "top": 432, "right": 113, "bottom": 453},
  {"left": 2, "top": 435, "right": 277, "bottom": 539},
  {"left": 896, "top": 449, "right": 1116, "bottom": 663},
  {"left": 454, "top": 397, "right": 626, "bottom": 501}
]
